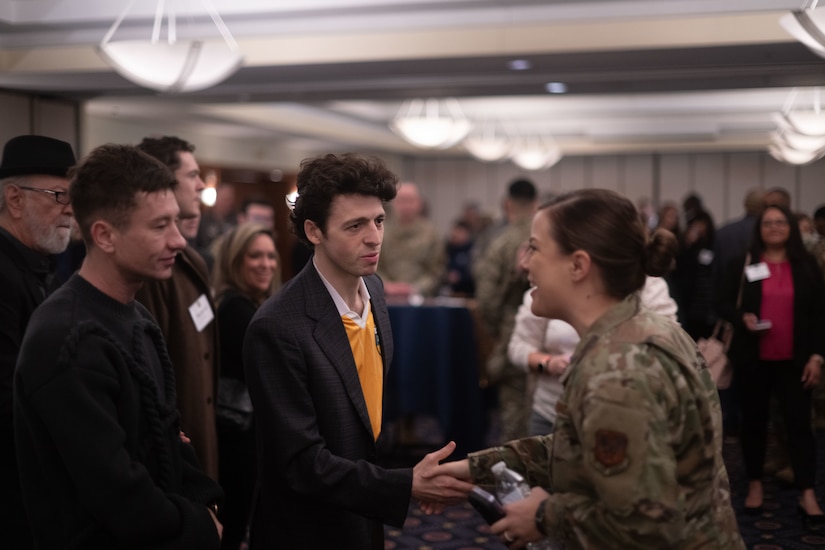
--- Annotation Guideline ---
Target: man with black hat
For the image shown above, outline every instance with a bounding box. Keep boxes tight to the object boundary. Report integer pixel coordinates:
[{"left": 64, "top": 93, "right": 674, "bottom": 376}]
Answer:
[{"left": 0, "top": 134, "right": 76, "bottom": 549}]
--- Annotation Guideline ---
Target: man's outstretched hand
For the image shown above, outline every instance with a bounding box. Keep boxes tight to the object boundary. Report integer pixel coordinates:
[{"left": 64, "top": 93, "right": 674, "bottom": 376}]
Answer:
[{"left": 412, "top": 441, "right": 474, "bottom": 514}]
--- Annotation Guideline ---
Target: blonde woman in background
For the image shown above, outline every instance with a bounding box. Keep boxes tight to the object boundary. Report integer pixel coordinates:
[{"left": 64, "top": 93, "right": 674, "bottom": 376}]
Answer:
[{"left": 212, "top": 223, "right": 280, "bottom": 550}]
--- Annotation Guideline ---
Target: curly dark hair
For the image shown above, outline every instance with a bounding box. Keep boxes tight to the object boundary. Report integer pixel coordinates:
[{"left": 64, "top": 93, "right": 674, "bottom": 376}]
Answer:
[{"left": 290, "top": 153, "right": 398, "bottom": 247}]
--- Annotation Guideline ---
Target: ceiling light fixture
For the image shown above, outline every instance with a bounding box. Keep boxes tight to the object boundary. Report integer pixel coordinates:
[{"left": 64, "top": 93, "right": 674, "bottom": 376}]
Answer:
[
  {"left": 462, "top": 121, "right": 511, "bottom": 162},
  {"left": 780, "top": 1, "right": 825, "bottom": 59},
  {"left": 509, "top": 135, "right": 562, "bottom": 171},
  {"left": 781, "top": 108, "right": 825, "bottom": 136},
  {"left": 98, "top": 0, "right": 244, "bottom": 93},
  {"left": 770, "top": 87, "right": 825, "bottom": 165},
  {"left": 390, "top": 98, "right": 472, "bottom": 149},
  {"left": 507, "top": 59, "right": 532, "bottom": 71},
  {"left": 772, "top": 125, "right": 825, "bottom": 152},
  {"left": 769, "top": 142, "right": 824, "bottom": 165},
  {"left": 545, "top": 82, "right": 568, "bottom": 94}
]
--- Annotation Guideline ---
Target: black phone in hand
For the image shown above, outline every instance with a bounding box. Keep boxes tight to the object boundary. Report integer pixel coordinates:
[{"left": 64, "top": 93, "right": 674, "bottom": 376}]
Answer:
[{"left": 468, "top": 486, "right": 504, "bottom": 524}]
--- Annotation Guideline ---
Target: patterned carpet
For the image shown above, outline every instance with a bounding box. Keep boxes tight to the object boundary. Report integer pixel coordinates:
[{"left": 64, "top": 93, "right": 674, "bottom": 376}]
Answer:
[{"left": 382, "top": 418, "right": 825, "bottom": 550}]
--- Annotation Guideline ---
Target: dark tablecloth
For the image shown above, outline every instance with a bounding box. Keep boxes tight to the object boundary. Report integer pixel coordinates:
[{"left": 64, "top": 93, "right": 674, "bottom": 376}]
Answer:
[{"left": 384, "top": 302, "right": 486, "bottom": 458}]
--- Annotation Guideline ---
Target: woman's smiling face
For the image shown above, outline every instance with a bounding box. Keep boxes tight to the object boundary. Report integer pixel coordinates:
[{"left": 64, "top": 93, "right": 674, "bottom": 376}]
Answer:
[{"left": 521, "top": 210, "right": 572, "bottom": 321}]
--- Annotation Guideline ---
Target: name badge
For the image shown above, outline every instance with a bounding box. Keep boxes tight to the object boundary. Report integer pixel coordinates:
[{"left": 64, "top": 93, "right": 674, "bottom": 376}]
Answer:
[
  {"left": 745, "top": 262, "right": 770, "bottom": 282},
  {"left": 698, "top": 249, "right": 714, "bottom": 265},
  {"left": 188, "top": 294, "right": 214, "bottom": 332}
]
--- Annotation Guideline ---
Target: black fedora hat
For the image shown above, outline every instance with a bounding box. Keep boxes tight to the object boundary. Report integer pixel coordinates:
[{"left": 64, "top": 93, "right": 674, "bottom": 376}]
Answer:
[{"left": 0, "top": 135, "right": 76, "bottom": 179}]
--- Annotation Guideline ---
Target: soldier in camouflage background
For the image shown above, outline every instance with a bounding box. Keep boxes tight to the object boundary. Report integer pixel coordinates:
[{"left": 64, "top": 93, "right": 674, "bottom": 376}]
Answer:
[
  {"left": 473, "top": 179, "right": 537, "bottom": 442},
  {"left": 436, "top": 188, "right": 744, "bottom": 549},
  {"left": 378, "top": 182, "right": 445, "bottom": 298}
]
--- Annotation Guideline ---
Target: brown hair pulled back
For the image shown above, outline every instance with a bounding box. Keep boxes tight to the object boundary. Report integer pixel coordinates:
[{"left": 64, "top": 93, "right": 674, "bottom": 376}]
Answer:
[{"left": 542, "top": 188, "right": 677, "bottom": 299}]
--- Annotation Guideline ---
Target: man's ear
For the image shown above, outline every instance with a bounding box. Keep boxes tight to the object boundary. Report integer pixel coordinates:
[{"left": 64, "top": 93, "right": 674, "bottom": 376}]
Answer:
[
  {"left": 305, "top": 219, "right": 322, "bottom": 246},
  {"left": 3, "top": 184, "right": 24, "bottom": 219},
  {"left": 90, "top": 220, "right": 116, "bottom": 254},
  {"left": 569, "top": 250, "right": 592, "bottom": 282}
]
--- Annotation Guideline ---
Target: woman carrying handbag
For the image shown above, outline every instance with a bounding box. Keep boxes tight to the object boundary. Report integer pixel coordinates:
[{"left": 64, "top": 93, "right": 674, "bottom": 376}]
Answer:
[
  {"left": 212, "top": 223, "right": 281, "bottom": 550},
  {"left": 718, "top": 203, "right": 825, "bottom": 529}
]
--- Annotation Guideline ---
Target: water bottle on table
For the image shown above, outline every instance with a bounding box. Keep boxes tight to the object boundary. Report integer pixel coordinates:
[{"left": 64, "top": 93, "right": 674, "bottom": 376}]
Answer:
[{"left": 492, "top": 461, "right": 556, "bottom": 550}]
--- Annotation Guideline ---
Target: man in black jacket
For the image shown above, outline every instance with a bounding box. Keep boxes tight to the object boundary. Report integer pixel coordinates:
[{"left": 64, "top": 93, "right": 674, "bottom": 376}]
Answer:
[
  {"left": 14, "top": 144, "right": 223, "bottom": 549},
  {"left": 0, "top": 134, "right": 75, "bottom": 549},
  {"left": 244, "top": 154, "right": 471, "bottom": 549}
]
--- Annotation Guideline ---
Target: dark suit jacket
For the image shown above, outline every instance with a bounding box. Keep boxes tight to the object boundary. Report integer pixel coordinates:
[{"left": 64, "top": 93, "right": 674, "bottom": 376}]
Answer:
[
  {"left": 243, "top": 263, "right": 412, "bottom": 550},
  {"left": 0, "top": 228, "right": 57, "bottom": 549},
  {"left": 136, "top": 245, "right": 220, "bottom": 480},
  {"left": 712, "top": 215, "right": 756, "bottom": 286},
  {"left": 717, "top": 253, "right": 825, "bottom": 370}
]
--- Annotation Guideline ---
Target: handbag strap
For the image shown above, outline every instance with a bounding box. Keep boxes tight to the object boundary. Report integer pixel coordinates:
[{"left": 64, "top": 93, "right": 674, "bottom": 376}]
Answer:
[{"left": 736, "top": 252, "right": 750, "bottom": 310}]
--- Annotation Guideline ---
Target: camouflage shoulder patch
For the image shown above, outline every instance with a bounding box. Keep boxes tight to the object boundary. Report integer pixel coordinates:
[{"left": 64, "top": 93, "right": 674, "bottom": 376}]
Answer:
[{"left": 594, "top": 429, "right": 628, "bottom": 468}]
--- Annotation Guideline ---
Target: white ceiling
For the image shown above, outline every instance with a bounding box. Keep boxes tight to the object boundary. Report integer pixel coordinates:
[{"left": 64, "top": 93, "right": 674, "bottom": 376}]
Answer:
[{"left": 1, "top": 0, "right": 824, "bottom": 162}]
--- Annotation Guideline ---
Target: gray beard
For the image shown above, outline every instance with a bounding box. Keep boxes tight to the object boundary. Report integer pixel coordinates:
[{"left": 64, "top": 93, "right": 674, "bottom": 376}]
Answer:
[{"left": 22, "top": 217, "right": 71, "bottom": 255}]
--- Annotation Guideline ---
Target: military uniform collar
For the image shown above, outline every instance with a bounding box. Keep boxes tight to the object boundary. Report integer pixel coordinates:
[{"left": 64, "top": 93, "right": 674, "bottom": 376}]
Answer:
[
  {"left": 562, "top": 293, "right": 641, "bottom": 385},
  {"left": 582, "top": 293, "right": 640, "bottom": 340}
]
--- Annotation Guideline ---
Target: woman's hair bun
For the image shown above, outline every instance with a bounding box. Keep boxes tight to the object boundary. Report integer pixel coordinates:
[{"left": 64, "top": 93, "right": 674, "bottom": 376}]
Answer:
[{"left": 644, "top": 228, "right": 678, "bottom": 277}]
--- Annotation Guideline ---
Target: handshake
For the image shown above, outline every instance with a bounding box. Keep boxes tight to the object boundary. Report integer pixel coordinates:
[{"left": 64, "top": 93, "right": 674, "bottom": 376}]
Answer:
[
  {"left": 411, "top": 441, "right": 551, "bottom": 549},
  {"left": 410, "top": 441, "right": 473, "bottom": 514}
]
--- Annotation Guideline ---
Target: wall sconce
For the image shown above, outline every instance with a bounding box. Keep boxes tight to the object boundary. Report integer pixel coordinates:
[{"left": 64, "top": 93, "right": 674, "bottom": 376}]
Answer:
[{"left": 98, "top": 0, "right": 243, "bottom": 93}]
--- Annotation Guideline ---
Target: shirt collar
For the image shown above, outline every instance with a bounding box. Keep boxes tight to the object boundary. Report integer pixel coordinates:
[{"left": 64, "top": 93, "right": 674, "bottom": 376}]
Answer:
[{"left": 312, "top": 257, "right": 371, "bottom": 324}]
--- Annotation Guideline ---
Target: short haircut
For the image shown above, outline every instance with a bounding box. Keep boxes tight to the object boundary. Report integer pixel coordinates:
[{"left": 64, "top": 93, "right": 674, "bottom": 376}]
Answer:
[
  {"left": 744, "top": 187, "right": 766, "bottom": 216},
  {"left": 136, "top": 135, "right": 195, "bottom": 171},
  {"left": 814, "top": 205, "right": 825, "bottom": 221},
  {"left": 69, "top": 144, "right": 177, "bottom": 244},
  {"left": 508, "top": 178, "right": 537, "bottom": 203},
  {"left": 290, "top": 153, "right": 398, "bottom": 247},
  {"left": 764, "top": 187, "right": 791, "bottom": 208},
  {"left": 241, "top": 195, "right": 274, "bottom": 214},
  {"left": 542, "top": 188, "right": 677, "bottom": 299}
]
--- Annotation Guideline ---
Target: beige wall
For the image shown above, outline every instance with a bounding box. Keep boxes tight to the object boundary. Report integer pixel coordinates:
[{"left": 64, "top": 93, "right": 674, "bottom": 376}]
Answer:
[
  {"left": 403, "top": 153, "right": 825, "bottom": 236},
  {"left": 0, "top": 91, "right": 79, "bottom": 154},
  {"left": 6, "top": 93, "right": 819, "bottom": 240}
]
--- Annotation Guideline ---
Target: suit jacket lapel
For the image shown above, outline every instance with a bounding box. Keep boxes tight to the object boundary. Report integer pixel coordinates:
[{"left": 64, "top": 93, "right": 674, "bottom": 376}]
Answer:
[
  {"left": 301, "top": 267, "right": 374, "bottom": 438},
  {"left": 364, "top": 276, "right": 393, "bottom": 378}
]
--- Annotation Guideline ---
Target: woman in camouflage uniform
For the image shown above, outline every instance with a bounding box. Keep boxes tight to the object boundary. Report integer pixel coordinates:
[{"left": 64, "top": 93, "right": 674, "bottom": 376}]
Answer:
[{"left": 436, "top": 188, "right": 744, "bottom": 549}]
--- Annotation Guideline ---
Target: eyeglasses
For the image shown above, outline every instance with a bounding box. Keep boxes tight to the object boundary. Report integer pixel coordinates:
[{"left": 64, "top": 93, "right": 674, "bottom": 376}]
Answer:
[
  {"left": 18, "top": 186, "right": 70, "bottom": 205},
  {"left": 761, "top": 219, "right": 789, "bottom": 228}
]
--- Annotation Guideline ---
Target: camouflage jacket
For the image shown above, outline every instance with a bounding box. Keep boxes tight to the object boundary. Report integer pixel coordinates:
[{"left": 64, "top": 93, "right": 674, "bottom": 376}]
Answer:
[
  {"left": 473, "top": 217, "right": 531, "bottom": 336},
  {"left": 468, "top": 295, "right": 744, "bottom": 550},
  {"left": 473, "top": 217, "right": 532, "bottom": 381},
  {"left": 378, "top": 217, "right": 445, "bottom": 297}
]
